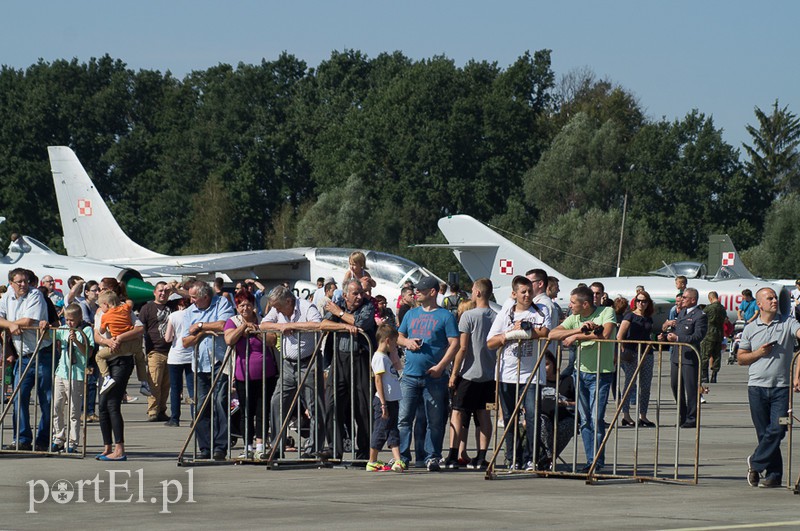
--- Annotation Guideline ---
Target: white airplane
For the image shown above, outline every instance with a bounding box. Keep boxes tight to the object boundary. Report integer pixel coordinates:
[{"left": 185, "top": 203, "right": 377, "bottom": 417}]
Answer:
[
  {"left": 48, "top": 146, "right": 442, "bottom": 303},
  {"left": 0, "top": 220, "right": 156, "bottom": 303},
  {"left": 424, "top": 214, "right": 791, "bottom": 324}
]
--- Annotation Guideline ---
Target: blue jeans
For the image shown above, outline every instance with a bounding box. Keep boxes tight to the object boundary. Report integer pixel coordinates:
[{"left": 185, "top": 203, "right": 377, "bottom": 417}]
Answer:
[
  {"left": 560, "top": 345, "right": 577, "bottom": 379},
  {"left": 168, "top": 363, "right": 195, "bottom": 423},
  {"left": 398, "top": 374, "right": 448, "bottom": 463},
  {"left": 12, "top": 349, "right": 53, "bottom": 446},
  {"left": 498, "top": 382, "right": 539, "bottom": 465},
  {"left": 414, "top": 403, "right": 429, "bottom": 466},
  {"left": 748, "top": 386, "right": 789, "bottom": 481},
  {"left": 577, "top": 371, "right": 613, "bottom": 468},
  {"left": 195, "top": 365, "right": 229, "bottom": 454}
]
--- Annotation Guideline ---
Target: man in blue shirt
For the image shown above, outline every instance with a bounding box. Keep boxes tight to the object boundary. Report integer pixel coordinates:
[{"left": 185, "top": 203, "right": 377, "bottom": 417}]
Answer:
[
  {"left": 738, "top": 289, "right": 760, "bottom": 325},
  {"left": 182, "top": 281, "right": 234, "bottom": 460},
  {"left": 397, "top": 276, "right": 459, "bottom": 471}
]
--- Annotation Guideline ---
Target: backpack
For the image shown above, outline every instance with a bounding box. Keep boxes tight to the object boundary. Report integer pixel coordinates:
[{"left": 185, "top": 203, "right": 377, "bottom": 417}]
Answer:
[{"left": 442, "top": 291, "right": 467, "bottom": 317}]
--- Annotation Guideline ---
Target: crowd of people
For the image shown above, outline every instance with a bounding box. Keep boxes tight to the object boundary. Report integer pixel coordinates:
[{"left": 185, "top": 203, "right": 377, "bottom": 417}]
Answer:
[{"left": 2, "top": 254, "right": 800, "bottom": 489}]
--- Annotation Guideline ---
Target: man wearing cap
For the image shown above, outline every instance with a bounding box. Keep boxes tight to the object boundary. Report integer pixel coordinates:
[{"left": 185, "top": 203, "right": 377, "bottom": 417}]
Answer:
[
  {"left": 137, "top": 281, "right": 172, "bottom": 422},
  {"left": 397, "top": 276, "right": 459, "bottom": 471}
]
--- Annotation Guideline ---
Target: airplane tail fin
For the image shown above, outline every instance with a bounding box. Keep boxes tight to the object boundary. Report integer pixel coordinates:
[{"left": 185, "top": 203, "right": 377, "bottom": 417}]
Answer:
[
  {"left": 708, "top": 234, "right": 757, "bottom": 280},
  {"left": 48, "top": 146, "right": 164, "bottom": 260},
  {"left": 419, "top": 215, "right": 571, "bottom": 300}
]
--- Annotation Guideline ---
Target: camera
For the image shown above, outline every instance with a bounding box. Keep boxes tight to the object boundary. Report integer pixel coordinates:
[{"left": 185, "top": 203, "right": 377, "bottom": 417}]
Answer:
[
  {"left": 519, "top": 321, "right": 533, "bottom": 331},
  {"left": 581, "top": 322, "right": 603, "bottom": 337},
  {"left": 664, "top": 325, "right": 676, "bottom": 334}
]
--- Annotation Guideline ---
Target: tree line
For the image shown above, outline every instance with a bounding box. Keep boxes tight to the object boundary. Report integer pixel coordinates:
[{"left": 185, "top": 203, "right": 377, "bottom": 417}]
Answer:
[{"left": 0, "top": 51, "right": 798, "bottom": 280}]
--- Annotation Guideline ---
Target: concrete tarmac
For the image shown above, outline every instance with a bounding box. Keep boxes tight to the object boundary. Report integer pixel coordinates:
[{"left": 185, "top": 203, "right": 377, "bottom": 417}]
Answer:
[{"left": 2, "top": 362, "right": 800, "bottom": 530}]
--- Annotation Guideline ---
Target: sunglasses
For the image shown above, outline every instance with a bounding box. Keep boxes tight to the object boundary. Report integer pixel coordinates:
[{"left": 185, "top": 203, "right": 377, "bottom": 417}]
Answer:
[{"left": 635, "top": 299, "right": 648, "bottom": 303}]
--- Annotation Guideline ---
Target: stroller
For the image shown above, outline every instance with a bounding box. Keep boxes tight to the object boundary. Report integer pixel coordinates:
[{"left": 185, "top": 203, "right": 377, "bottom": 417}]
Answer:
[{"left": 727, "top": 320, "right": 745, "bottom": 365}]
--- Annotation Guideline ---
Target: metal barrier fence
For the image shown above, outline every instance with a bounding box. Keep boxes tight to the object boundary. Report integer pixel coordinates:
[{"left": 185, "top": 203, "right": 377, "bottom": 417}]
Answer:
[
  {"left": 485, "top": 337, "right": 703, "bottom": 485},
  {"left": 176, "top": 328, "right": 374, "bottom": 468},
  {"left": 1, "top": 326, "right": 91, "bottom": 458},
  {"left": 786, "top": 351, "right": 800, "bottom": 492},
  {"left": 176, "top": 331, "right": 232, "bottom": 464}
]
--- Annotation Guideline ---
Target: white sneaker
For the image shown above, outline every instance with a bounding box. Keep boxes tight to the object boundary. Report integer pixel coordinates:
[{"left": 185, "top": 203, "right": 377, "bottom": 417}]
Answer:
[
  {"left": 140, "top": 381, "right": 152, "bottom": 397},
  {"left": 99, "top": 376, "right": 116, "bottom": 395},
  {"left": 525, "top": 461, "right": 535, "bottom": 471},
  {"left": 700, "top": 395, "right": 707, "bottom": 404}
]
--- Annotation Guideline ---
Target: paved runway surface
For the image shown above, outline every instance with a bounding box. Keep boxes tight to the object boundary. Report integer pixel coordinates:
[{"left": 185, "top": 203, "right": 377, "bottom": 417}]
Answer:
[{"left": 3, "top": 362, "right": 800, "bottom": 530}]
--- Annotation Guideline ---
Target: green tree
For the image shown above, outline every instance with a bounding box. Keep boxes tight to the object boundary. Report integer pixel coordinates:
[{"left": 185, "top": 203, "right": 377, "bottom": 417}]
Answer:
[
  {"left": 186, "top": 174, "right": 234, "bottom": 253},
  {"left": 741, "top": 194, "right": 800, "bottom": 277},
  {"left": 524, "top": 112, "right": 627, "bottom": 225},
  {"left": 626, "top": 111, "right": 745, "bottom": 257},
  {"left": 294, "top": 174, "right": 371, "bottom": 247},
  {"left": 742, "top": 100, "right": 800, "bottom": 197},
  {"left": 552, "top": 67, "right": 645, "bottom": 144}
]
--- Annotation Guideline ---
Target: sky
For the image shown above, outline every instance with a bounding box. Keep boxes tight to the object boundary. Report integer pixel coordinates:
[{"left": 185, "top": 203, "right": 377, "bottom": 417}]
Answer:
[{"left": 2, "top": 1, "right": 798, "bottom": 154}]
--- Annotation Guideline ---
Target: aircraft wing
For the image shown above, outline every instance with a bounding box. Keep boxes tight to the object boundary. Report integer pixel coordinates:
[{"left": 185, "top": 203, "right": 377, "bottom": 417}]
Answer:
[{"left": 126, "top": 249, "right": 310, "bottom": 277}]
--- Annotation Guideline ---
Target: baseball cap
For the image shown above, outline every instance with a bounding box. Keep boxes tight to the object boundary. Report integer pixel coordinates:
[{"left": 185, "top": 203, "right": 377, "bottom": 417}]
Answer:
[{"left": 415, "top": 276, "right": 439, "bottom": 292}]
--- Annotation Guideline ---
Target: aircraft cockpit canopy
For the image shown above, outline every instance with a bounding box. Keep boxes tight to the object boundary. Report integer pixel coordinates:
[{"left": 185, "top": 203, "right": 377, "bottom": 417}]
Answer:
[
  {"left": 12, "top": 235, "right": 55, "bottom": 255},
  {"left": 649, "top": 261, "right": 707, "bottom": 279},
  {"left": 314, "top": 248, "right": 441, "bottom": 286},
  {"left": 712, "top": 265, "right": 757, "bottom": 281}
]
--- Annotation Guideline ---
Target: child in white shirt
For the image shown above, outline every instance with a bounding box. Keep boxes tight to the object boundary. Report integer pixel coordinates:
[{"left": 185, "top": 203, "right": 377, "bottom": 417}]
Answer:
[{"left": 366, "top": 323, "right": 404, "bottom": 472}]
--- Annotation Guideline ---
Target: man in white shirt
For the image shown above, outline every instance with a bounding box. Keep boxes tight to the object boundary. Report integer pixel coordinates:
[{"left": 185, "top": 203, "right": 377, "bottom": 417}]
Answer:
[
  {"left": 0, "top": 268, "right": 52, "bottom": 451},
  {"left": 260, "top": 285, "right": 325, "bottom": 457},
  {"left": 487, "top": 275, "right": 550, "bottom": 470}
]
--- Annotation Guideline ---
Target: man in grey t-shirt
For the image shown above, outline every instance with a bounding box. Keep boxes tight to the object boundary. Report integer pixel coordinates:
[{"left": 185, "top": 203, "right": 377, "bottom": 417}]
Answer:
[
  {"left": 446, "top": 278, "right": 497, "bottom": 469},
  {"left": 738, "top": 287, "right": 800, "bottom": 488}
]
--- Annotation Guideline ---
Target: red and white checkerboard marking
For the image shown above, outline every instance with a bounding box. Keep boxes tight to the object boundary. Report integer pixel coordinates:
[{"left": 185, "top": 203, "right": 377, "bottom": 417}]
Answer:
[
  {"left": 77, "top": 199, "right": 92, "bottom": 217},
  {"left": 499, "top": 259, "right": 514, "bottom": 275},
  {"left": 721, "top": 252, "right": 735, "bottom": 267}
]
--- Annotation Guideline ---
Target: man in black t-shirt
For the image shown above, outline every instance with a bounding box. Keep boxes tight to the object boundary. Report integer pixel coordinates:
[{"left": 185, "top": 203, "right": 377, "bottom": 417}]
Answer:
[{"left": 138, "top": 282, "right": 172, "bottom": 422}]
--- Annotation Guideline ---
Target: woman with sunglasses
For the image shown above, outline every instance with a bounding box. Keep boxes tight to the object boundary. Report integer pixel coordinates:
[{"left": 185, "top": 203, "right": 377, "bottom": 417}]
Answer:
[{"left": 617, "top": 290, "right": 656, "bottom": 427}]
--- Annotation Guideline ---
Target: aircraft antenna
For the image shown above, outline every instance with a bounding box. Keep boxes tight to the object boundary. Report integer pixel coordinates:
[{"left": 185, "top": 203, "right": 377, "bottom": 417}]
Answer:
[{"left": 484, "top": 221, "right": 651, "bottom": 276}]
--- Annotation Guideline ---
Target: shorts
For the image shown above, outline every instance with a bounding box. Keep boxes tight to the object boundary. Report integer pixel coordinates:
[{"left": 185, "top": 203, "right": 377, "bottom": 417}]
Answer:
[
  {"left": 451, "top": 378, "right": 495, "bottom": 413},
  {"left": 370, "top": 396, "right": 400, "bottom": 450}
]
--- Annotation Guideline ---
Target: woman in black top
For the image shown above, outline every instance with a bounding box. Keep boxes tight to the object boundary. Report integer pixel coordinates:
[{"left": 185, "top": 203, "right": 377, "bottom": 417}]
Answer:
[{"left": 617, "top": 290, "right": 655, "bottom": 427}]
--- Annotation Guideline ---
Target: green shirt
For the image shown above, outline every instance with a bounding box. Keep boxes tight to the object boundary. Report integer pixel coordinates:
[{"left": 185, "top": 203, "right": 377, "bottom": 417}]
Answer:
[
  {"left": 702, "top": 301, "right": 726, "bottom": 340},
  {"left": 54, "top": 325, "right": 94, "bottom": 381},
  {"left": 560, "top": 306, "right": 617, "bottom": 374}
]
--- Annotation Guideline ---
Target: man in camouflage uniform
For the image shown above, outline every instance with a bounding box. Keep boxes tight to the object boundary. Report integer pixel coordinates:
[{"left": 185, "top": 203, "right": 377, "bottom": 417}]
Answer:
[{"left": 702, "top": 291, "right": 726, "bottom": 384}]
